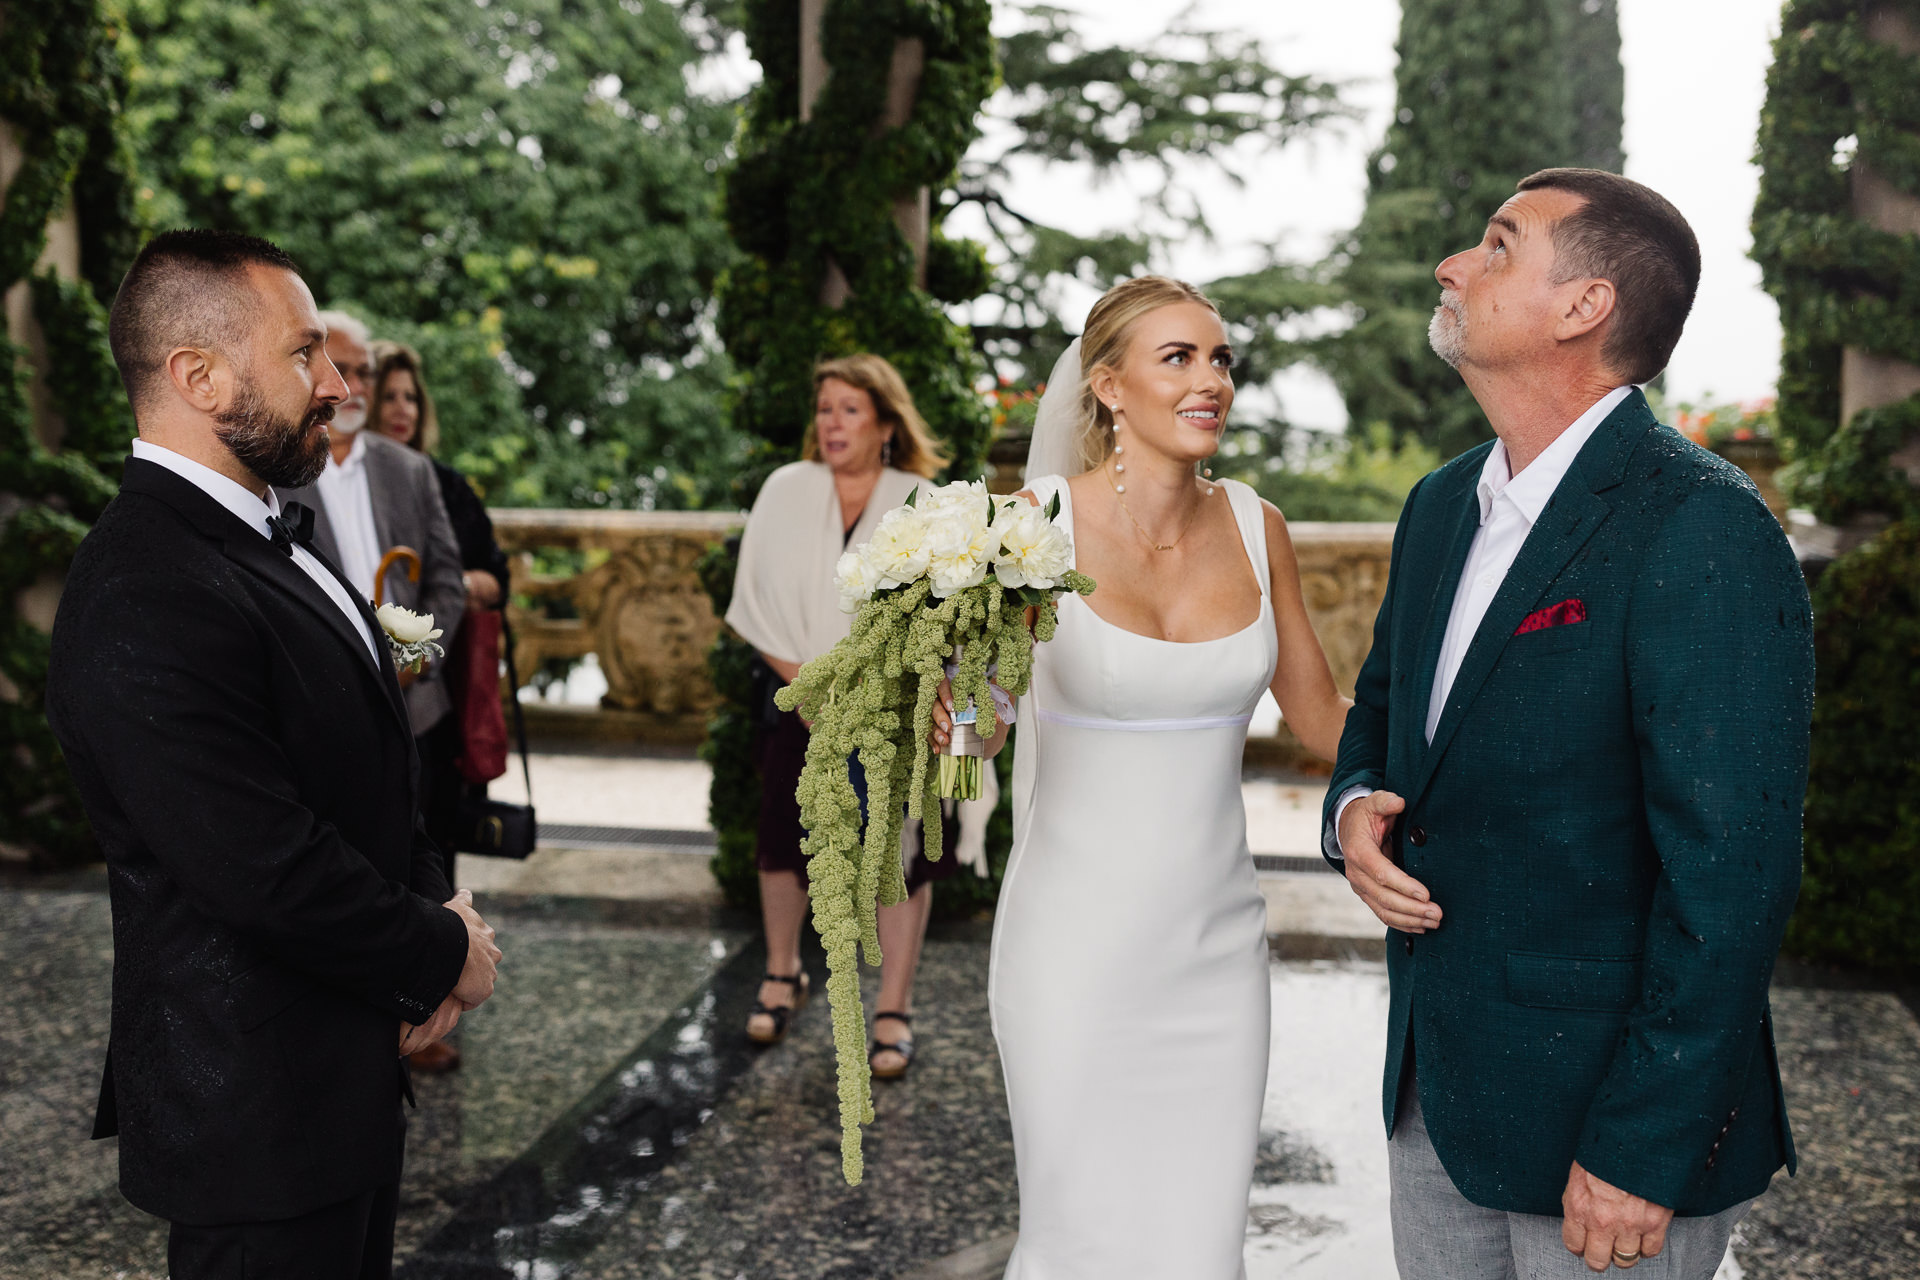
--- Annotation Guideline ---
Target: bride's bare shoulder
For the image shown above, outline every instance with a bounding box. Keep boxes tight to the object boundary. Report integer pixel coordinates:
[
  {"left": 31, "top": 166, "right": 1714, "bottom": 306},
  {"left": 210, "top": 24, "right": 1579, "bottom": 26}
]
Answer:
[{"left": 1258, "top": 494, "right": 1301, "bottom": 560}]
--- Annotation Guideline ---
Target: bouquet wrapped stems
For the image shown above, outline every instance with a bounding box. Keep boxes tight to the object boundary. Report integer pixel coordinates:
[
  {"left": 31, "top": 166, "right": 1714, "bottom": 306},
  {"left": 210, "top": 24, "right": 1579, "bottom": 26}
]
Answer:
[
  {"left": 774, "top": 481, "right": 1093, "bottom": 1183},
  {"left": 935, "top": 751, "right": 983, "bottom": 801},
  {"left": 936, "top": 643, "right": 986, "bottom": 802}
]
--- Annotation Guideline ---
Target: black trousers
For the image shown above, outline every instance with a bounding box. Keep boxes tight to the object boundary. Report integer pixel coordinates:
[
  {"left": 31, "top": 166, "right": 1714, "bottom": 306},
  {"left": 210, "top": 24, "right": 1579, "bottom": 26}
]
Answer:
[
  {"left": 167, "top": 1177, "right": 399, "bottom": 1280},
  {"left": 168, "top": 1110, "right": 405, "bottom": 1279}
]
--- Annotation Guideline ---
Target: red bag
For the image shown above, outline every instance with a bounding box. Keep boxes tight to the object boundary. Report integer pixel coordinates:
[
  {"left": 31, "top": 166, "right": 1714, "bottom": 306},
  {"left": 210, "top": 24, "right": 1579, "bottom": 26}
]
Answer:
[{"left": 447, "top": 607, "right": 509, "bottom": 785}]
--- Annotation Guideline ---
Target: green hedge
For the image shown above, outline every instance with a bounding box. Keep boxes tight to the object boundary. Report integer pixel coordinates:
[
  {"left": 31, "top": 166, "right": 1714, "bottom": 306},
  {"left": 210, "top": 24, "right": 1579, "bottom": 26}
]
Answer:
[{"left": 1786, "top": 521, "right": 1920, "bottom": 971}]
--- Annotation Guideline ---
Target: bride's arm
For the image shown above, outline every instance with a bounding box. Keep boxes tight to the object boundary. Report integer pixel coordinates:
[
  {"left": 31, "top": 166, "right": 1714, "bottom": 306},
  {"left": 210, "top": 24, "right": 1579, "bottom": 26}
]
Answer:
[{"left": 1261, "top": 500, "right": 1353, "bottom": 762}]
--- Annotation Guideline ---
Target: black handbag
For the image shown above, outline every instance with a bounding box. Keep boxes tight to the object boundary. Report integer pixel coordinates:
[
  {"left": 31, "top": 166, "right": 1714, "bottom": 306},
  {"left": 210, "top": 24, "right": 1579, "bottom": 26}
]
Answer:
[{"left": 454, "top": 615, "right": 538, "bottom": 859}]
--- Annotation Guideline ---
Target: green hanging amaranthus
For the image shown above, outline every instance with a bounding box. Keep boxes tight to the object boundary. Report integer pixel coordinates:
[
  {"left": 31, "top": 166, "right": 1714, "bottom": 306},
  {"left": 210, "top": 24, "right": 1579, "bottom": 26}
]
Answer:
[{"left": 775, "top": 480, "right": 1092, "bottom": 1182}]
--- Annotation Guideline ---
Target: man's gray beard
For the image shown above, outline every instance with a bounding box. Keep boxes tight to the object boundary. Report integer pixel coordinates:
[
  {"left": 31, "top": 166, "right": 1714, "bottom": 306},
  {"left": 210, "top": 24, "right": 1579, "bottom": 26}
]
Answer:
[
  {"left": 331, "top": 403, "right": 366, "bottom": 434},
  {"left": 214, "top": 381, "right": 333, "bottom": 489},
  {"left": 1428, "top": 299, "right": 1467, "bottom": 369}
]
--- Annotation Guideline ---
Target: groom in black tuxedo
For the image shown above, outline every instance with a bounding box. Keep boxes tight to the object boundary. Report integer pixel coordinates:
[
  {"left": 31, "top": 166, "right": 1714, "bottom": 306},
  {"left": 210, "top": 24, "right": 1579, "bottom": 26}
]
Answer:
[{"left": 46, "top": 229, "right": 503, "bottom": 1280}]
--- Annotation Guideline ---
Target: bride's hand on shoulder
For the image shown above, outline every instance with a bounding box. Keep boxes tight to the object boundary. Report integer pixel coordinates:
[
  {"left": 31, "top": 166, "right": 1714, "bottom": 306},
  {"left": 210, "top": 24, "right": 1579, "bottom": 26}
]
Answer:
[{"left": 1261, "top": 499, "right": 1354, "bottom": 763}]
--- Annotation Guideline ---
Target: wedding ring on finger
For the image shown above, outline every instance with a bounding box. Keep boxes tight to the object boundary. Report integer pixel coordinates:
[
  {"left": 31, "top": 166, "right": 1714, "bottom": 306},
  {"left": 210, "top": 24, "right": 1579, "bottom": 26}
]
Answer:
[{"left": 1612, "top": 1246, "right": 1643, "bottom": 1268}]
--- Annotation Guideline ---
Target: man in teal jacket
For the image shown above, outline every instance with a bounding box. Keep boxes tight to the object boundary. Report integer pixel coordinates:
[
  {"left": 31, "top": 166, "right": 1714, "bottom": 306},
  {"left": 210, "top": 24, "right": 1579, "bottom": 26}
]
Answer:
[{"left": 1324, "top": 169, "right": 1812, "bottom": 1277}]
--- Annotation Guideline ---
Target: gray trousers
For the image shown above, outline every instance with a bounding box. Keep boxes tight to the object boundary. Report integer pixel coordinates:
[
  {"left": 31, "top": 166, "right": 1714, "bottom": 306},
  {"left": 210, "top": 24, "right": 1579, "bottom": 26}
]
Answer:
[{"left": 1389, "top": 1081, "right": 1752, "bottom": 1280}]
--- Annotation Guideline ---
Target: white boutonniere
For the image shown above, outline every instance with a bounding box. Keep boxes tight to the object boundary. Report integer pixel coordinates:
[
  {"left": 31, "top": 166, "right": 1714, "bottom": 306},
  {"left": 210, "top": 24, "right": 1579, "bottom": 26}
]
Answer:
[{"left": 376, "top": 603, "right": 444, "bottom": 674}]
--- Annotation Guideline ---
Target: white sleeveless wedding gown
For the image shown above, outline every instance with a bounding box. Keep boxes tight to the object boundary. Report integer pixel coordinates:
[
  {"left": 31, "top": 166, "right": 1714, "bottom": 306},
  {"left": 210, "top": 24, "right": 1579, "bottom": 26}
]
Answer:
[{"left": 992, "top": 475, "right": 1276, "bottom": 1278}]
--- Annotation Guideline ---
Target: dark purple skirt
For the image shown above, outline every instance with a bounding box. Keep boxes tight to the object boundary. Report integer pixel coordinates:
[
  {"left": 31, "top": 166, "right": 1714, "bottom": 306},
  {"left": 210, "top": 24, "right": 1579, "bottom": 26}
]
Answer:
[{"left": 754, "top": 708, "right": 959, "bottom": 893}]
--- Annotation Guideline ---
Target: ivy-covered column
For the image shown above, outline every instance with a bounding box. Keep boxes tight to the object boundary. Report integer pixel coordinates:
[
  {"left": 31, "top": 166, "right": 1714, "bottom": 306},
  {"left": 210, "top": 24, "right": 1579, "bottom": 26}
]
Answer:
[
  {"left": 800, "top": 0, "right": 933, "bottom": 302},
  {"left": 0, "top": 0, "right": 143, "bottom": 866},
  {"left": 701, "top": 0, "right": 996, "bottom": 909},
  {"left": 1838, "top": 9, "right": 1920, "bottom": 462},
  {"left": 1752, "top": 0, "right": 1920, "bottom": 973}
]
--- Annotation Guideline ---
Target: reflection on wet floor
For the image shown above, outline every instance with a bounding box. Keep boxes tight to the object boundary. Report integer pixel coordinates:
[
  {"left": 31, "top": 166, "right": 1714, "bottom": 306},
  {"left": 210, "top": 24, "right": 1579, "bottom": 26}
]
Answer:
[
  {"left": 399, "top": 937, "right": 769, "bottom": 1277},
  {"left": 4, "top": 888, "right": 1918, "bottom": 1279}
]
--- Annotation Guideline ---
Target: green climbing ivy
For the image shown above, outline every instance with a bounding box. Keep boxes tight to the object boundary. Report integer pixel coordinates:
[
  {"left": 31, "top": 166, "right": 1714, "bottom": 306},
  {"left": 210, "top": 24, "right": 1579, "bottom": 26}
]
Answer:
[
  {"left": 0, "top": 0, "right": 143, "bottom": 867},
  {"left": 702, "top": 0, "right": 997, "bottom": 909},
  {"left": 1753, "top": 0, "right": 1920, "bottom": 974},
  {"left": 1751, "top": 0, "right": 1920, "bottom": 525}
]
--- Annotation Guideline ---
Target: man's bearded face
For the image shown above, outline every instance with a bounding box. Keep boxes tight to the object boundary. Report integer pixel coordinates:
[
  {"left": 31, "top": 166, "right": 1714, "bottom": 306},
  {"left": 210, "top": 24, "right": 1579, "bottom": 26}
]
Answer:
[{"left": 214, "top": 370, "right": 334, "bottom": 489}]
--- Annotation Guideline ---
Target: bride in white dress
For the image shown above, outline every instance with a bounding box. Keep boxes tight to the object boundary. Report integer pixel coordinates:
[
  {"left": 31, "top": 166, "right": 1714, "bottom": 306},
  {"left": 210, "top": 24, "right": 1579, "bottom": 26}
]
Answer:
[{"left": 932, "top": 276, "right": 1353, "bottom": 1277}]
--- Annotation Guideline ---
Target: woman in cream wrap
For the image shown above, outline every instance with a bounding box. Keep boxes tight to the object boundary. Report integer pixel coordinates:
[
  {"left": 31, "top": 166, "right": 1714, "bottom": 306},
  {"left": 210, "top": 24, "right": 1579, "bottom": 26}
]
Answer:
[{"left": 727, "top": 354, "right": 991, "bottom": 1076}]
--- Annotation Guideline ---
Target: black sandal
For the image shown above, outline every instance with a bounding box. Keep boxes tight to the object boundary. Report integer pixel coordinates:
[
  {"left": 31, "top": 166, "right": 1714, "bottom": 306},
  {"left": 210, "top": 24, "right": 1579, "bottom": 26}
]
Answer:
[
  {"left": 869, "top": 1011, "right": 915, "bottom": 1079},
  {"left": 746, "top": 971, "right": 810, "bottom": 1045}
]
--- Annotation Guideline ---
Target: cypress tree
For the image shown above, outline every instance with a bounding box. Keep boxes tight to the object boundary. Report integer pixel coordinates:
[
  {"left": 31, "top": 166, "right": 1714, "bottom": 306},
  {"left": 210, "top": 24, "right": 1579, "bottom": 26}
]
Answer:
[{"left": 1328, "top": 0, "right": 1625, "bottom": 458}]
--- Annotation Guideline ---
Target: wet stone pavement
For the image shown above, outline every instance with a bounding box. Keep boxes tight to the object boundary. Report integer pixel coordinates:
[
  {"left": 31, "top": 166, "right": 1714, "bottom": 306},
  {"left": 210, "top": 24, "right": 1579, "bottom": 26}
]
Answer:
[{"left": 3, "top": 880, "right": 1918, "bottom": 1279}]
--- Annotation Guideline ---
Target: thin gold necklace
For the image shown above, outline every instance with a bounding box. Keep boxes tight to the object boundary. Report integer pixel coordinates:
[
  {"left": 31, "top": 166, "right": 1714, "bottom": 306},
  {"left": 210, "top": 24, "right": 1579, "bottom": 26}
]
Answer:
[{"left": 1104, "top": 462, "right": 1204, "bottom": 552}]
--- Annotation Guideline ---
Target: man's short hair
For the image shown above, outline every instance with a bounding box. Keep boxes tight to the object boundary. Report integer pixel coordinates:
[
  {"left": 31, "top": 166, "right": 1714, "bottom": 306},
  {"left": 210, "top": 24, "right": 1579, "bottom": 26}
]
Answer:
[
  {"left": 1516, "top": 168, "right": 1701, "bottom": 385},
  {"left": 107, "top": 229, "right": 301, "bottom": 410}
]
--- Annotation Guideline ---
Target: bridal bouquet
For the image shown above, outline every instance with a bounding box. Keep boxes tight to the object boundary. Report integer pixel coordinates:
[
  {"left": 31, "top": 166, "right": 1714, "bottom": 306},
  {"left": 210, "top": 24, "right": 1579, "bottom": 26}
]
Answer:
[{"left": 775, "top": 479, "right": 1093, "bottom": 1182}]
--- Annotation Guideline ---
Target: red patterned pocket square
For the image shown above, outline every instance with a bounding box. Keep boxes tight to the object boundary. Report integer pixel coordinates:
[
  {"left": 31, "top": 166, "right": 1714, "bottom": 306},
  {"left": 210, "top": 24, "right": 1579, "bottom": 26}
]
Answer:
[{"left": 1515, "top": 598, "right": 1587, "bottom": 635}]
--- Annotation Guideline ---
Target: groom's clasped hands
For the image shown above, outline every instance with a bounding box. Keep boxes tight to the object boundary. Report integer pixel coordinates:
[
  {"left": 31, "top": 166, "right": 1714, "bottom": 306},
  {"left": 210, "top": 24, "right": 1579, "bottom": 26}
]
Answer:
[{"left": 399, "top": 889, "right": 503, "bottom": 1056}]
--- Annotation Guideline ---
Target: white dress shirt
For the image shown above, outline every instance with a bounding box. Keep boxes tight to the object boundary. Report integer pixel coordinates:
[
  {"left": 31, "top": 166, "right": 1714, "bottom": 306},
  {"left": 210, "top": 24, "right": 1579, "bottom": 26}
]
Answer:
[
  {"left": 1333, "top": 386, "right": 1631, "bottom": 853},
  {"left": 130, "top": 439, "right": 378, "bottom": 661},
  {"left": 312, "top": 431, "right": 384, "bottom": 601}
]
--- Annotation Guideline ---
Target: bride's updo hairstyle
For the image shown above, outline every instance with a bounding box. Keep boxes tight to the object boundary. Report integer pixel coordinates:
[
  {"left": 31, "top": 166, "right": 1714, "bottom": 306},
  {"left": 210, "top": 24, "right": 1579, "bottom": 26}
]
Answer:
[{"left": 1073, "top": 275, "right": 1220, "bottom": 472}]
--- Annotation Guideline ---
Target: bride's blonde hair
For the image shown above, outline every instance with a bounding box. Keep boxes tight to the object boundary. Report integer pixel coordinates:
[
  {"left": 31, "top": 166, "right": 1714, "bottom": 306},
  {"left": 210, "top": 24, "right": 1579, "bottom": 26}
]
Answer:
[{"left": 1071, "top": 275, "right": 1220, "bottom": 472}]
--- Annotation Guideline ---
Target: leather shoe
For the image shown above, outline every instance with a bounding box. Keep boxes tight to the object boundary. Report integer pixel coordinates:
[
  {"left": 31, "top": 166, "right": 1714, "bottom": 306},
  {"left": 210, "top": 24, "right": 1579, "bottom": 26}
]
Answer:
[{"left": 408, "top": 1040, "right": 462, "bottom": 1073}]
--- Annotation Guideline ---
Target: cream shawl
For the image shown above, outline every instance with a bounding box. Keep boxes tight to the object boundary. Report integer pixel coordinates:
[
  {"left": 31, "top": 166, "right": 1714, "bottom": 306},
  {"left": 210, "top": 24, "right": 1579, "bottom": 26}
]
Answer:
[{"left": 726, "top": 461, "right": 920, "bottom": 666}]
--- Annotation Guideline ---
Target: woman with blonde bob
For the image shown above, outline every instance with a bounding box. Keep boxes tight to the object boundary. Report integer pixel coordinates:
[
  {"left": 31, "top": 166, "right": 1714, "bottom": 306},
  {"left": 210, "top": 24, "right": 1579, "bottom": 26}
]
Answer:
[
  {"left": 928, "top": 277, "right": 1353, "bottom": 1274},
  {"left": 726, "top": 353, "right": 960, "bottom": 1076}
]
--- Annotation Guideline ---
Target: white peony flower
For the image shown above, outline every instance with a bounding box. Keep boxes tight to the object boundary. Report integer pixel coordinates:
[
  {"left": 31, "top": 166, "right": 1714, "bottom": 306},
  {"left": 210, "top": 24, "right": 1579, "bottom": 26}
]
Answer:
[
  {"left": 864, "top": 506, "right": 931, "bottom": 589},
  {"left": 376, "top": 602, "right": 442, "bottom": 644},
  {"left": 923, "top": 501, "right": 996, "bottom": 598},
  {"left": 918, "top": 478, "right": 991, "bottom": 519},
  {"left": 993, "top": 503, "right": 1073, "bottom": 590},
  {"left": 835, "top": 547, "right": 883, "bottom": 613}
]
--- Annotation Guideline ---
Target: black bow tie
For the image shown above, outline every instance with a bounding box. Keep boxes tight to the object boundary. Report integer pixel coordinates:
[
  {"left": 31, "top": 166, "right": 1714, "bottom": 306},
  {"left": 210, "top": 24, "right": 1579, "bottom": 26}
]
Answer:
[{"left": 267, "top": 501, "right": 316, "bottom": 556}]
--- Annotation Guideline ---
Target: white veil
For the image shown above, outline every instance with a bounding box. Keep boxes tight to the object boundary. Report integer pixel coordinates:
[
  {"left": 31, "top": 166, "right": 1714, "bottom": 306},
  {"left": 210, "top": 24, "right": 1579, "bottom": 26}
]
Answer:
[
  {"left": 1008, "top": 338, "right": 1086, "bottom": 865},
  {"left": 1023, "top": 339, "right": 1085, "bottom": 485}
]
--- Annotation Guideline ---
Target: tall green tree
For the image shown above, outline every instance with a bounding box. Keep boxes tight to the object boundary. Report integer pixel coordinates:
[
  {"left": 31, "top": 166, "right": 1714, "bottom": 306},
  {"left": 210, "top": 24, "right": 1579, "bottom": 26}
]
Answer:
[
  {"left": 1308, "top": 0, "right": 1625, "bottom": 458},
  {"left": 120, "top": 0, "right": 740, "bottom": 509},
  {"left": 955, "top": 4, "right": 1349, "bottom": 389}
]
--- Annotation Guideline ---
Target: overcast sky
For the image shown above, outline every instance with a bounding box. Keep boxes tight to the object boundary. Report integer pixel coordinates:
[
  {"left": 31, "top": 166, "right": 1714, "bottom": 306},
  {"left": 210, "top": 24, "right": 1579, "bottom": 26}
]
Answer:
[{"left": 699, "top": 0, "right": 1785, "bottom": 430}]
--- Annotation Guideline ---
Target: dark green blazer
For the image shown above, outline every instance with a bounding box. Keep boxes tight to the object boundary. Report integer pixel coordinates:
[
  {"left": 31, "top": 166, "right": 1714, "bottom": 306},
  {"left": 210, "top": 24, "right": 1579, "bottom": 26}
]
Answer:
[{"left": 1322, "top": 390, "right": 1812, "bottom": 1216}]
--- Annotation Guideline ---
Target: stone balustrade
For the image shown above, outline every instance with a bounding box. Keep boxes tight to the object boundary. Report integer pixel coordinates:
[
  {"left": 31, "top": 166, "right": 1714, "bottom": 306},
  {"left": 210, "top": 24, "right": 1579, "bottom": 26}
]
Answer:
[
  {"left": 493, "top": 508, "right": 744, "bottom": 743},
  {"left": 491, "top": 507, "right": 1398, "bottom": 753}
]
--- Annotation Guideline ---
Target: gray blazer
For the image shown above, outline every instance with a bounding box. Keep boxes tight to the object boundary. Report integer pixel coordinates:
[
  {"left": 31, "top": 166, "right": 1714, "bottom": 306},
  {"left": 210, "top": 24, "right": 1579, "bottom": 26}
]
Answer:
[{"left": 279, "top": 431, "right": 467, "bottom": 735}]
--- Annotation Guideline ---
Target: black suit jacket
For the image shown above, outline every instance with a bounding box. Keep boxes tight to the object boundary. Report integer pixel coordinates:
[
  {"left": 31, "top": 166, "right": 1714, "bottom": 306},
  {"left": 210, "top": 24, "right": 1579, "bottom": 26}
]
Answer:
[{"left": 45, "top": 457, "right": 469, "bottom": 1225}]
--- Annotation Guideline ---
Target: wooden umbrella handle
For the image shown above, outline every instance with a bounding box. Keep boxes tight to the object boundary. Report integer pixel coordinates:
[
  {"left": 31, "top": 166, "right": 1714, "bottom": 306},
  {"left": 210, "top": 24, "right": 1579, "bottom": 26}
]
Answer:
[{"left": 373, "top": 546, "right": 421, "bottom": 608}]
